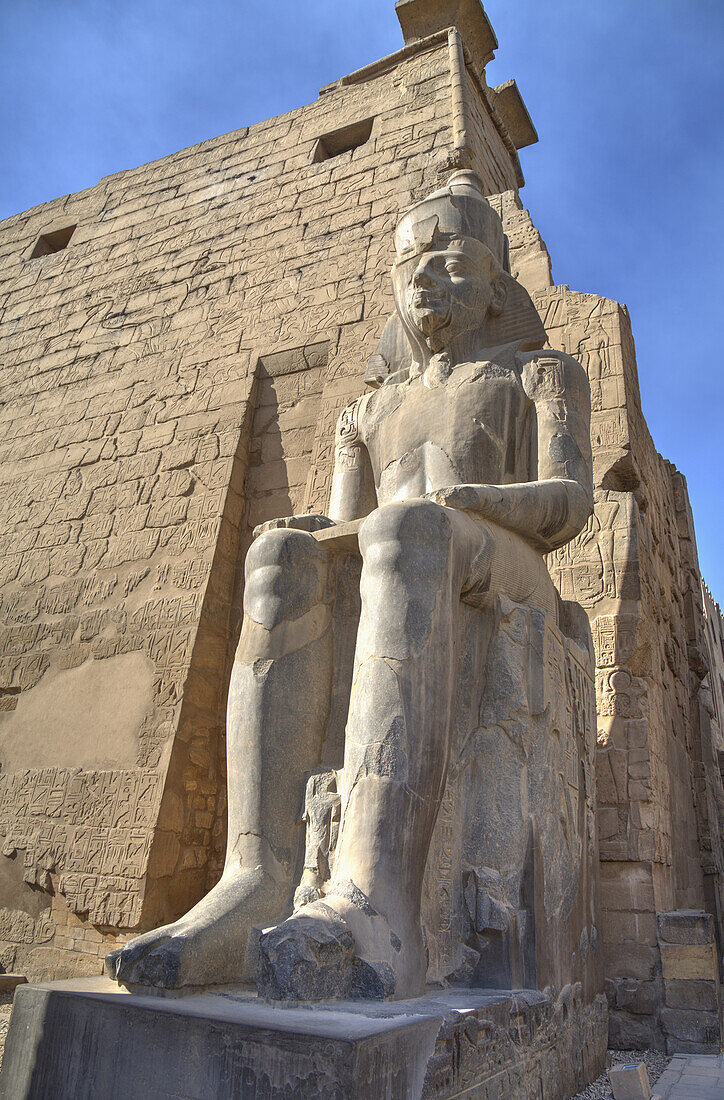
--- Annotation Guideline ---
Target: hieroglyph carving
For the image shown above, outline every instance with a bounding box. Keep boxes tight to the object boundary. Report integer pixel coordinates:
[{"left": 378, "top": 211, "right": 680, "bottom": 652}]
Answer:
[{"left": 0, "top": 770, "right": 162, "bottom": 926}]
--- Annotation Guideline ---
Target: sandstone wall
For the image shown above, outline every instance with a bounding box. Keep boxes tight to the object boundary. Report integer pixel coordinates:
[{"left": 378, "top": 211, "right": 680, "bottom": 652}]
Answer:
[
  {"left": 702, "top": 585, "right": 724, "bottom": 767},
  {"left": 537, "top": 288, "right": 724, "bottom": 1049},
  {"left": 700, "top": 585, "right": 724, "bottom": 957},
  {"left": 0, "top": 27, "right": 524, "bottom": 979},
  {"left": 0, "top": 3, "right": 721, "bottom": 1058},
  {"left": 487, "top": 184, "right": 724, "bottom": 1048}
]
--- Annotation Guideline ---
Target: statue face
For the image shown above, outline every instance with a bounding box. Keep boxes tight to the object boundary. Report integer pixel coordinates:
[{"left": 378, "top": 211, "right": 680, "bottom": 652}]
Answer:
[{"left": 392, "top": 237, "right": 503, "bottom": 346}]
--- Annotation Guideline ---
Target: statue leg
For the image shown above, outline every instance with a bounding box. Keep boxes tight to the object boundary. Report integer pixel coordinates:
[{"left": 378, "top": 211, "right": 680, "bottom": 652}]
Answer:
[
  {"left": 259, "top": 500, "right": 471, "bottom": 1001},
  {"left": 106, "top": 528, "right": 334, "bottom": 989}
]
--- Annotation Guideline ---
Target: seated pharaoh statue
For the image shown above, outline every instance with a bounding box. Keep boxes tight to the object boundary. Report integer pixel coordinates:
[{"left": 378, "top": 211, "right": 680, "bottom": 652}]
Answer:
[{"left": 106, "top": 171, "right": 594, "bottom": 1002}]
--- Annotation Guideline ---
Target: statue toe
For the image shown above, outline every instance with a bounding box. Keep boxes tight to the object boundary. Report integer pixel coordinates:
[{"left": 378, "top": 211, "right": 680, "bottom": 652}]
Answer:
[
  {"left": 131, "top": 937, "right": 185, "bottom": 989},
  {"left": 257, "top": 903, "right": 395, "bottom": 1002},
  {"left": 258, "top": 904, "right": 355, "bottom": 1000},
  {"left": 105, "top": 929, "right": 174, "bottom": 986}
]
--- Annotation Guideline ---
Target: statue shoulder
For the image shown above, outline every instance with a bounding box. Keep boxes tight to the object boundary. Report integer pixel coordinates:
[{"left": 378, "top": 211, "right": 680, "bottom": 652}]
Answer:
[{"left": 517, "top": 348, "right": 590, "bottom": 405}]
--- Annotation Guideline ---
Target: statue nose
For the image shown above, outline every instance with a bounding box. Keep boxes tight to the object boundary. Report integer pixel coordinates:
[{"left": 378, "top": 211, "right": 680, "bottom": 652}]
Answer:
[{"left": 412, "top": 263, "right": 435, "bottom": 289}]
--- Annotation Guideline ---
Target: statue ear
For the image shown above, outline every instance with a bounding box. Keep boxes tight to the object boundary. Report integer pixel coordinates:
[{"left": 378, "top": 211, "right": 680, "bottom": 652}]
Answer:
[{"left": 489, "top": 276, "right": 508, "bottom": 317}]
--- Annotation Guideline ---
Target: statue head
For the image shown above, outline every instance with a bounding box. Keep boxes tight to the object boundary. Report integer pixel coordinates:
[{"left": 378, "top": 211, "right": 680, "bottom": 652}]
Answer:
[{"left": 391, "top": 172, "right": 508, "bottom": 358}]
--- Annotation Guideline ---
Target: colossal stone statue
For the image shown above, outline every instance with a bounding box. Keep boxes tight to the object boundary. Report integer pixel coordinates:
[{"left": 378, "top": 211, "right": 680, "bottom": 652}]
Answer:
[{"left": 106, "top": 171, "right": 594, "bottom": 1001}]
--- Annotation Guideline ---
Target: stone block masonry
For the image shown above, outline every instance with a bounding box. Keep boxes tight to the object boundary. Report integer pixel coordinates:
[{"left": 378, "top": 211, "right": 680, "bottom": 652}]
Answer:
[
  {"left": 0, "top": 4, "right": 524, "bottom": 980},
  {"left": 1, "top": 0, "right": 723, "bottom": 1064}
]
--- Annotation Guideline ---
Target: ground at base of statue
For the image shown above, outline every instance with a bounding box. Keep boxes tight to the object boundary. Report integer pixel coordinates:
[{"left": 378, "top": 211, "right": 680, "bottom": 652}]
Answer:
[{"left": 0, "top": 976, "right": 608, "bottom": 1099}]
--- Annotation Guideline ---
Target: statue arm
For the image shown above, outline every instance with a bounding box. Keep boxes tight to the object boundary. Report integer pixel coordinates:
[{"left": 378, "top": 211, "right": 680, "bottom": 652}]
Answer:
[
  {"left": 525, "top": 351, "right": 594, "bottom": 549},
  {"left": 428, "top": 479, "right": 592, "bottom": 553},
  {"left": 427, "top": 352, "right": 594, "bottom": 553},
  {"left": 328, "top": 397, "right": 377, "bottom": 523}
]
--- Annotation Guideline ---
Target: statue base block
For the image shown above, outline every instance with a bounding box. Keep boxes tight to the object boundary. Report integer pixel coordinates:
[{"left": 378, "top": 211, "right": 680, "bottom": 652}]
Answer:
[{"left": 1, "top": 977, "right": 606, "bottom": 1099}]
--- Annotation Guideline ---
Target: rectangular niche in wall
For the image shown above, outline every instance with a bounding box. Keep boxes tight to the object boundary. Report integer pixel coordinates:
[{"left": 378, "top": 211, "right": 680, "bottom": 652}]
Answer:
[
  {"left": 29, "top": 225, "right": 76, "bottom": 258},
  {"left": 312, "top": 118, "right": 374, "bottom": 163},
  {"left": 243, "top": 341, "right": 330, "bottom": 533}
]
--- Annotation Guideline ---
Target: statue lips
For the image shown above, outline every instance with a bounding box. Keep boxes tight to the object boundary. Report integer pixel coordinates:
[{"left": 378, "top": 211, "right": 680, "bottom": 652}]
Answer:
[
  {"left": 412, "top": 291, "right": 442, "bottom": 308},
  {"left": 410, "top": 291, "right": 451, "bottom": 336}
]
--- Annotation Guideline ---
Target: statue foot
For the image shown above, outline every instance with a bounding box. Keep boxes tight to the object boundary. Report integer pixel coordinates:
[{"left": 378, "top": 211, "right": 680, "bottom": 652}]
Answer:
[
  {"left": 257, "top": 889, "right": 426, "bottom": 1002},
  {"left": 105, "top": 865, "right": 288, "bottom": 989}
]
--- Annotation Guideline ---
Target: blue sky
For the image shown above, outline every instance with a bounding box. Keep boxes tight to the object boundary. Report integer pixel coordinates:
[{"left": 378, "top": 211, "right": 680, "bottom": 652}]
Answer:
[{"left": 1, "top": 0, "right": 723, "bottom": 601}]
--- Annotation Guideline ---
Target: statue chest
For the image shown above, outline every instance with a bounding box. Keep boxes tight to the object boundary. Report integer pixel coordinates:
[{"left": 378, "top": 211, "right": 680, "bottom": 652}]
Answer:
[{"left": 362, "top": 366, "right": 533, "bottom": 499}]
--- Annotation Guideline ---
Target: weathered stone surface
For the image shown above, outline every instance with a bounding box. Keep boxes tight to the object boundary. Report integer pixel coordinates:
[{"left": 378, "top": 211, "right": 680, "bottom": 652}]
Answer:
[
  {"left": 603, "top": 944, "right": 659, "bottom": 984},
  {"left": 659, "top": 1007, "right": 720, "bottom": 1047},
  {"left": 0, "top": 974, "right": 26, "bottom": 993},
  {"left": 655, "top": 909, "right": 721, "bottom": 1052},
  {"left": 664, "top": 979, "right": 718, "bottom": 1012},
  {"left": 396, "top": 0, "right": 497, "bottom": 71},
  {"left": 0, "top": 0, "right": 722, "bottom": 1071},
  {"left": 660, "top": 943, "right": 718, "bottom": 983},
  {"left": 613, "top": 978, "right": 663, "bottom": 1017},
  {"left": 0, "top": 0, "right": 530, "bottom": 984},
  {"left": 607, "top": 1009, "right": 664, "bottom": 1053},
  {"left": 542, "top": 273, "right": 724, "bottom": 1050},
  {"left": 657, "top": 910, "right": 714, "bottom": 946},
  {"left": 257, "top": 906, "right": 366, "bottom": 1002},
  {"left": 106, "top": 170, "right": 598, "bottom": 1008},
  {"left": 609, "top": 1061, "right": 652, "bottom": 1100},
  {"left": 0, "top": 977, "right": 607, "bottom": 1100}
]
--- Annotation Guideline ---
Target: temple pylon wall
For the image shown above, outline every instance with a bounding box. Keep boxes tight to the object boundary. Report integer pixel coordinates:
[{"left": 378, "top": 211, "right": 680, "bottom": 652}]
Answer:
[{"left": 0, "top": 0, "right": 721, "bottom": 1054}]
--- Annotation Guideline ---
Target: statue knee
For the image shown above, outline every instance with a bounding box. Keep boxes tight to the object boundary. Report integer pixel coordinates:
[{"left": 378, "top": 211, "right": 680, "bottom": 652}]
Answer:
[
  {"left": 360, "top": 500, "right": 453, "bottom": 578},
  {"left": 244, "top": 528, "right": 329, "bottom": 628}
]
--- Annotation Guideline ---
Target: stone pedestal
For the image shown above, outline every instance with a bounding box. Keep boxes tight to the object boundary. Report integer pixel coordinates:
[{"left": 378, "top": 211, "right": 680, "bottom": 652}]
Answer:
[{"left": 0, "top": 977, "right": 607, "bottom": 1100}]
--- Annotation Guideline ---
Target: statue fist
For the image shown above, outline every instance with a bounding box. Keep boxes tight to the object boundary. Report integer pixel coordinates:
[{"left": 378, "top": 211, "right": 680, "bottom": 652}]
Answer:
[
  {"left": 253, "top": 514, "right": 336, "bottom": 538},
  {"left": 424, "top": 485, "right": 498, "bottom": 512}
]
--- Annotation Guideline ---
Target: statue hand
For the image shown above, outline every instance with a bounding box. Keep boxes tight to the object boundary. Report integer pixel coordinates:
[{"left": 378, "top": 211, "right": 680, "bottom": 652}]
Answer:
[
  {"left": 253, "top": 514, "right": 336, "bottom": 539},
  {"left": 424, "top": 485, "right": 501, "bottom": 512}
]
